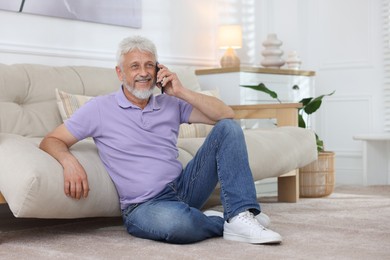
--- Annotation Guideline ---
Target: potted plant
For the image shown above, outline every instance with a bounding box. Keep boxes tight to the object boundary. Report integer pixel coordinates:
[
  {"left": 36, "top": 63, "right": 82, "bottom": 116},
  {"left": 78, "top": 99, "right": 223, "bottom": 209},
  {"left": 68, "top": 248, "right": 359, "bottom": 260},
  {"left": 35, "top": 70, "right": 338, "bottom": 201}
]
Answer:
[{"left": 241, "top": 83, "right": 335, "bottom": 198}]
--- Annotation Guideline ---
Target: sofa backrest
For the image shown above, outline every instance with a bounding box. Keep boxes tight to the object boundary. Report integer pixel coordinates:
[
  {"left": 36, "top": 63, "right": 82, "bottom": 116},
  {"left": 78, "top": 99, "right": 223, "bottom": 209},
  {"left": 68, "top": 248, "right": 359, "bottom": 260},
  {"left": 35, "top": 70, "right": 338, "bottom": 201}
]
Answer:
[{"left": 0, "top": 63, "right": 201, "bottom": 137}]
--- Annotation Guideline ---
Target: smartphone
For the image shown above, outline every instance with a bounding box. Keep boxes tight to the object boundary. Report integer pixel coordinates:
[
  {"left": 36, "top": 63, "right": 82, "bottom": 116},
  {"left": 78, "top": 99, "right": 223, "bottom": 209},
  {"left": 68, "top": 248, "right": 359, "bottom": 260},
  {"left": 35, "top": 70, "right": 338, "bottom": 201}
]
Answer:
[{"left": 156, "top": 62, "right": 163, "bottom": 94}]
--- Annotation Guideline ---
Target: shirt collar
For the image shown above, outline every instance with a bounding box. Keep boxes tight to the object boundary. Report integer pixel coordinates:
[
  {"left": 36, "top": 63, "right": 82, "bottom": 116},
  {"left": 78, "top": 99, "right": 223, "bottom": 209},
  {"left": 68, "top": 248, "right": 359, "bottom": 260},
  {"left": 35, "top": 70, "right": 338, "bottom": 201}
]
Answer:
[{"left": 115, "top": 86, "right": 161, "bottom": 112}]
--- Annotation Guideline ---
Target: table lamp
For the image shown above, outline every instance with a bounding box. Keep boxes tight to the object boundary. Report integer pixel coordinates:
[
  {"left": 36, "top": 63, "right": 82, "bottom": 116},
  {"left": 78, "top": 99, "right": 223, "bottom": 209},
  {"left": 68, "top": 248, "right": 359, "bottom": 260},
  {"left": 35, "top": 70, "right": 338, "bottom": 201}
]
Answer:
[{"left": 218, "top": 25, "right": 242, "bottom": 68}]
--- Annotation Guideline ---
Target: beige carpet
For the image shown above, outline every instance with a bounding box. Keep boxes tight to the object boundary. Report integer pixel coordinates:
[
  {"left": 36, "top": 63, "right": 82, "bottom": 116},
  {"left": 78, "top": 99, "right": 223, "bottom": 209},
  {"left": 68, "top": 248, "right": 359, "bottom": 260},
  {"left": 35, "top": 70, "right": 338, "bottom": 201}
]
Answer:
[{"left": 1, "top": 185, "right": 389, "bottom": 260}]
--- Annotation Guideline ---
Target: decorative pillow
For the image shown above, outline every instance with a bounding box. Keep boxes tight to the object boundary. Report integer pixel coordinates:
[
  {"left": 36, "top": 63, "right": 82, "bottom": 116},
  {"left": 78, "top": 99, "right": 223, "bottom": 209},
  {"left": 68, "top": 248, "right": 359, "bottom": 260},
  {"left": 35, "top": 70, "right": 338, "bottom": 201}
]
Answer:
[{"left": 55, "top": 88, "right": 92, "bottom": 121}]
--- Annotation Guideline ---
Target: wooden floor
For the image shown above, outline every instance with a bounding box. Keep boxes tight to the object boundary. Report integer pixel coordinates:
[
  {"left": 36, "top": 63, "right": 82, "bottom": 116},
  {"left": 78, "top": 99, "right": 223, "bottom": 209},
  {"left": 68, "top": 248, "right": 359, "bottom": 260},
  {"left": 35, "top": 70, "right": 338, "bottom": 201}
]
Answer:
[{"left": 0, "top": 204, "right": 122, "bottom": 232}]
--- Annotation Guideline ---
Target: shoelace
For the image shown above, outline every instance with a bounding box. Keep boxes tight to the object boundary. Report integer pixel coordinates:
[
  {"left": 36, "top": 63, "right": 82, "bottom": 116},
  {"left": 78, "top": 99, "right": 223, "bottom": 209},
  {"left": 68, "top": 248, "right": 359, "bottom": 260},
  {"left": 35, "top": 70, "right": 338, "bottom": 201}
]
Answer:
[{"left": 236, "top": 211, "right": 266, "bottom": 229}]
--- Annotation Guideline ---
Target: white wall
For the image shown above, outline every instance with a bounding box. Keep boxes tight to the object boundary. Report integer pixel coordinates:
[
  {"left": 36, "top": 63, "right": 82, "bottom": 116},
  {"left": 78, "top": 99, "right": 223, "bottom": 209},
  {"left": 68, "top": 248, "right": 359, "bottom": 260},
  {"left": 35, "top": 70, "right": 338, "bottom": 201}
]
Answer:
[
  {"left": 0, "top": 0, "right": 384, "bottom": 186},
  {"left": 0, "top": 0, "right": 218, "bottom": 67},
  {"left": 310, "top": 0, "right": 383, "bottom": 185},
  {"left": 248, "top": 0, "right": 383, "bottom": 186}
]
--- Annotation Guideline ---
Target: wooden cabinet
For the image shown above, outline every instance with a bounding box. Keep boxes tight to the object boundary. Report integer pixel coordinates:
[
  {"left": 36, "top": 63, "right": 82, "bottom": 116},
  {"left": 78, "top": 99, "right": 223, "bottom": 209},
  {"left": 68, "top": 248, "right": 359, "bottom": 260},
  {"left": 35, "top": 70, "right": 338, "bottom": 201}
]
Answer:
[{"left": 195, "top": 67, "right": 316, "bottom": 105}]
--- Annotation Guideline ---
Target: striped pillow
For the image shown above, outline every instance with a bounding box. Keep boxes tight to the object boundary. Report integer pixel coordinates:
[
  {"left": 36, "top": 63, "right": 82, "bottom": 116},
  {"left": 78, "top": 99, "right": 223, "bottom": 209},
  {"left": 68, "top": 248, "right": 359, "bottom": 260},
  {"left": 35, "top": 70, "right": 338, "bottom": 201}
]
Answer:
[
  {"left": 55, "top": 89, "right": 92, "bottom": 121},
  {"left": 178, "top": 123, "right": 214, "bottom": 138}
]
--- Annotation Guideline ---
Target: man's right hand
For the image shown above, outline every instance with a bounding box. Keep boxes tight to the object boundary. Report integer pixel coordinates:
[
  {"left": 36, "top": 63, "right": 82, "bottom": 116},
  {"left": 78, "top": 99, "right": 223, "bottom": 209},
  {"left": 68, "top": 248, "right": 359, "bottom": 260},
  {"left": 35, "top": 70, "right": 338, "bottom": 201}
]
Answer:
[
  {"left": 39, "top": 124, "right": 89, "bottom": 200},
  {"left": 63, "top": 157, "right": 89, "bottom": 199}
]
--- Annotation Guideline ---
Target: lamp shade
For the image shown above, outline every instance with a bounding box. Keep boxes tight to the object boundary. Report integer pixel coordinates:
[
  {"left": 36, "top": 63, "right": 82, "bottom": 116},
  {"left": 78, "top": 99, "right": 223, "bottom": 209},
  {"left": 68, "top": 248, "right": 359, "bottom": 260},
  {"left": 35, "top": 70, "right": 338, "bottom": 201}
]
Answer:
[{"left": 218, "top": 25, "right": 242, "bottom": 49}]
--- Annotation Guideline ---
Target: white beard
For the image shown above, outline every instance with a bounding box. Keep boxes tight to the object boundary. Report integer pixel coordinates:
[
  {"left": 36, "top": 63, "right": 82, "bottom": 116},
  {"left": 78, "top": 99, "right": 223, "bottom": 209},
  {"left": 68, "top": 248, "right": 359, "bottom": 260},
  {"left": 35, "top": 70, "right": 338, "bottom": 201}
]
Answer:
[{"left": 123, "top": 76, "right": 155, "bottom": 100}]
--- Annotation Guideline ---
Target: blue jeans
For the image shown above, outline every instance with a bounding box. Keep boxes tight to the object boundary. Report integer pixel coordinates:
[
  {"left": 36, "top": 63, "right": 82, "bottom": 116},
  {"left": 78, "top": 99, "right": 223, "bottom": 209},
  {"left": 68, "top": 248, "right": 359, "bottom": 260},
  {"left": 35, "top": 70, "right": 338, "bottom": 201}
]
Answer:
[{"left": 122, "top": 119, "right": 260, "bottom": 244}]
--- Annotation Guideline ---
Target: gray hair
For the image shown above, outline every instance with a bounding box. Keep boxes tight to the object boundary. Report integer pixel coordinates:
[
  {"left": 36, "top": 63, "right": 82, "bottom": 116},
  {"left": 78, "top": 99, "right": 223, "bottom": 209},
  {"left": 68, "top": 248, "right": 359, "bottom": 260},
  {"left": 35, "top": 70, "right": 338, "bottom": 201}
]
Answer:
[{"left": 116, "top": 36, "right": 158, "bottom": 66}]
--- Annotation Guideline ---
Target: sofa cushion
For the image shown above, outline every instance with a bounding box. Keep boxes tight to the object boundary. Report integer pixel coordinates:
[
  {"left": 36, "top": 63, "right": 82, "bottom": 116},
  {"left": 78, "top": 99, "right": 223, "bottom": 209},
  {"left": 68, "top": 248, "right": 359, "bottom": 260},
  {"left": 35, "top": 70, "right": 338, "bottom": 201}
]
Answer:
[
  {"left": 178, "top": 126, "right": 317, "bottom": 180},
  {"left": 0, "top": 133, "right": 121, "bottom": 218}
]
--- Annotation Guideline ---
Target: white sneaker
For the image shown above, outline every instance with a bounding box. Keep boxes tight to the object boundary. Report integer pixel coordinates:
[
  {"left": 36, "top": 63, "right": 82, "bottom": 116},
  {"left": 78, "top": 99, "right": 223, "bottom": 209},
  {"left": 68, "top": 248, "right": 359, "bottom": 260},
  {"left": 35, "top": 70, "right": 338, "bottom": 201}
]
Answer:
[
  {"left": 205, "top": 210, "right": 271, "bottom": 228},
  {"left": 256, "top": 212, "right": 271, "bottom": 228},
  {"left": 223, "top": 211, "right": 282, "bottom": 244}
]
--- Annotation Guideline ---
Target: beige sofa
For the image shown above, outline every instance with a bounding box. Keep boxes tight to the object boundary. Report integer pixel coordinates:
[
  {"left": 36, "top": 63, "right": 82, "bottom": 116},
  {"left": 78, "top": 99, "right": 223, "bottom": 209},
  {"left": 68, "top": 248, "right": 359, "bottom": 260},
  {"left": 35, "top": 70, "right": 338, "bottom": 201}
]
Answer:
[{"left": 0, "top": 63, "right": 317, "bottom": 219}]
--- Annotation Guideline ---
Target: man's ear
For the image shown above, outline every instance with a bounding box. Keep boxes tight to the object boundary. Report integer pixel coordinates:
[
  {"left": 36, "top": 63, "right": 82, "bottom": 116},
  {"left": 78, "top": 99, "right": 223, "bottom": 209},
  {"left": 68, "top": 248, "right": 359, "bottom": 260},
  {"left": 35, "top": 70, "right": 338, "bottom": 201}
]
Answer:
[{"left": 115, "top": 66, "right": 123, "bottom": 81}]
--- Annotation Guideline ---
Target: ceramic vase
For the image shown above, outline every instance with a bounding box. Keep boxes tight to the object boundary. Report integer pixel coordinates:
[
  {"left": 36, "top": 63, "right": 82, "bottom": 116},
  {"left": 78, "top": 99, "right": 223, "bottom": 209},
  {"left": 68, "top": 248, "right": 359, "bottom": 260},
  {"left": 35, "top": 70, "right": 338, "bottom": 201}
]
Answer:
[
  {"left": 261, "top": 34, "right": 285, "bottom": 69},
  {"left": 286, "top": 51, "right": 302, "bottom": 70}
]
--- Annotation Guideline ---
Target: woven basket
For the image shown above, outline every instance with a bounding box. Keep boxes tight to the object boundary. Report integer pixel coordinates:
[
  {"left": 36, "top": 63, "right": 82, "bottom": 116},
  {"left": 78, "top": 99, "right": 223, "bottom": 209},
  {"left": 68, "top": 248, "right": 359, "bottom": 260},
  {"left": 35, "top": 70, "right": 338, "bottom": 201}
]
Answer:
[{"left": 299, "top": 151, "right": 335, "bottom": 198}]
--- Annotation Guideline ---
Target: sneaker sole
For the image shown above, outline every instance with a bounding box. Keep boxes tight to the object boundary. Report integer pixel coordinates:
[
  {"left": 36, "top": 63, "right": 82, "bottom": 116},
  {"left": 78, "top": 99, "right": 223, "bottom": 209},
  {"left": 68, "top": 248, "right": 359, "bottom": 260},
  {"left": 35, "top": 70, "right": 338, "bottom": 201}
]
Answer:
[{"left": 223, "top": 232, "right": 282, "bottom": 244}]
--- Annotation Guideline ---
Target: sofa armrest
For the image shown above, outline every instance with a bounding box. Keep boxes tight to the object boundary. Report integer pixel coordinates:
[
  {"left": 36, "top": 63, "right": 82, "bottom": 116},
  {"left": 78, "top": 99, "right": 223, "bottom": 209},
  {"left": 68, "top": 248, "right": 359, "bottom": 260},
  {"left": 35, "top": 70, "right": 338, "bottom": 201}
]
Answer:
[{"left": 230, "top": 103, "right": 303, "bottom": 202}]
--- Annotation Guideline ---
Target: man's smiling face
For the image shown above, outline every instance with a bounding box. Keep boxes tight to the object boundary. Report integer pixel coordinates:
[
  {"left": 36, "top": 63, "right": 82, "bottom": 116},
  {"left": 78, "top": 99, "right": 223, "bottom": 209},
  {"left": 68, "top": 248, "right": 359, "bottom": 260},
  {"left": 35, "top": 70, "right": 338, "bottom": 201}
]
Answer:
[{"left": 117, "top": 50, "right": 156, "bottom": 100}]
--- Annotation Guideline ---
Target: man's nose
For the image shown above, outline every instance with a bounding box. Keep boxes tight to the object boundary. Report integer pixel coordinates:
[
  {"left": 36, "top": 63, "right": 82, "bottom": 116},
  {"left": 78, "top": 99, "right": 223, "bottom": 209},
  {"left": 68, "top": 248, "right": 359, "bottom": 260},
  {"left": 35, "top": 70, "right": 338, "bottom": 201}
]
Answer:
[{"left": 139, "top": 66, "right": 149, "bottom": 76}]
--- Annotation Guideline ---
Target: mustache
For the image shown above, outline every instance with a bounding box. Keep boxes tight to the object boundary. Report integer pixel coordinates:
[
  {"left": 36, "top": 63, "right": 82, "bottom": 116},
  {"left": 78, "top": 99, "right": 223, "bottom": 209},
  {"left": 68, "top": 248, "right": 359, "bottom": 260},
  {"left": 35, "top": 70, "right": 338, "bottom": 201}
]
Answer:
[{"left": 135, "top": 75, "right": 152, "bottom": 81}]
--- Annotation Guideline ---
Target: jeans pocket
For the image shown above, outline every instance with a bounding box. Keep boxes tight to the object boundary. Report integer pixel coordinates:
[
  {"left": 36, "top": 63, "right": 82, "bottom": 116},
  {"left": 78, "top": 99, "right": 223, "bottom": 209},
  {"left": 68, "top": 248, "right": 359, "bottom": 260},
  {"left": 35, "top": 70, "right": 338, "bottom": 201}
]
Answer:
[
  {"left": 167, "top": 181, "right": 177, "bottom": 193},
  {"left": 122, "top": 203, "right": 139, "bottom": 220}
]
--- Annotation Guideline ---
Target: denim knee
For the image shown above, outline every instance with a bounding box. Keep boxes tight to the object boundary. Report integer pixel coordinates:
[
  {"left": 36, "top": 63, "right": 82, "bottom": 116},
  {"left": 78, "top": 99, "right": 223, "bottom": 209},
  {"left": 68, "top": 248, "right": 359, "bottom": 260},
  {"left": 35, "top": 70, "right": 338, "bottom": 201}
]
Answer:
[{"left": 213, "top": 119, "right": 243, "bottom": 139}]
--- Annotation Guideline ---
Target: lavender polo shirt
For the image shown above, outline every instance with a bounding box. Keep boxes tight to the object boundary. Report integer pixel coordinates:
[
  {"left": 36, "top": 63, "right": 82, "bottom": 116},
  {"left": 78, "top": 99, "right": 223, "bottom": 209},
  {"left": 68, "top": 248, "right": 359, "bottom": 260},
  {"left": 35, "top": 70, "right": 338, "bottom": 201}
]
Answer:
[{"left": 64, "top": 88, "right": 193, "bottom": 209}]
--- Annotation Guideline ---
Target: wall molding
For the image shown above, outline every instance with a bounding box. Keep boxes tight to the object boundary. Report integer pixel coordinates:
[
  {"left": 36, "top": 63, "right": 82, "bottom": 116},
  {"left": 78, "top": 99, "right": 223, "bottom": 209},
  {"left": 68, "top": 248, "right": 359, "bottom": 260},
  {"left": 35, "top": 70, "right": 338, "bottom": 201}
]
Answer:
[
  {"left": 0, "top": 41, "right": 115, "bottom": 62},
  {"left": 0, "top": 41, "right": 216, "bottom": 67},
  {"left": 334, "top": 150, "right": 361, "bottom": 158},
  {"left": 319, "top": 58, "right": 373, "bottom": 70}
]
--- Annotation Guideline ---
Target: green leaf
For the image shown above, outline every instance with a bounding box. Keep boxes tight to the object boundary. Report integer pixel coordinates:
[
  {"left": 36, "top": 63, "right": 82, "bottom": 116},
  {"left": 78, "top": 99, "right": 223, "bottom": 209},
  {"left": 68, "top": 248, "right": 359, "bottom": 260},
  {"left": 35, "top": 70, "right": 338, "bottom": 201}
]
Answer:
[
  {"left": 298, "top": 114, "right": 306, "bottom": 128},
  {"left": 315, "top": 134, "right": 324, "bottom": 152},
  {"left": 240, "top": 83, "right": 281, "bottom": 103},
  {"left": 298, "top": 97, "right": 313, "bottom": 107},
  {"left": 304, "top": 99, "right": 322, "bottom": 115},
  {"left": 302, "top": 91, "right": 335, "bottom": 115}
]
